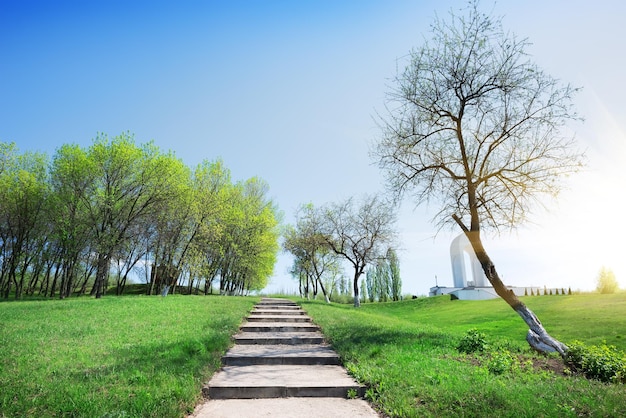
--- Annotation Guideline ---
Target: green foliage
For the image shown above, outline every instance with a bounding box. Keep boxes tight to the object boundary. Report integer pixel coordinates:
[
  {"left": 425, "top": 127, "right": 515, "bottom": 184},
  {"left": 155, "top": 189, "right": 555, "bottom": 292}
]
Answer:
[
  {"left": 596, "top": 266, "right": 619, "bottom": 294},
  {"left": 0, "top": 135, "right": 281, "bottom": 300},
  {"left": 565, "top": 340, "right": 626, "bottom": 383},
  {"left": 487, "top": 349, "right": 518, "bottom": 375},
  {"left": 365, "top": 248, "right": 402, "bottom": 303},
  {"left": 0, "top": 295, "right": 257, "bottom": 417},
  {"left": 457, "top": 328, "right": 488, "bottom": 354}
]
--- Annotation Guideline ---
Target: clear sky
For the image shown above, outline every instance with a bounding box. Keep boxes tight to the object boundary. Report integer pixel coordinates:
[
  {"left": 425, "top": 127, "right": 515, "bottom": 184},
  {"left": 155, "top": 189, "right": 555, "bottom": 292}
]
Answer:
[{"left": 2, "top": 0, "right": 625, "bottom": 296}]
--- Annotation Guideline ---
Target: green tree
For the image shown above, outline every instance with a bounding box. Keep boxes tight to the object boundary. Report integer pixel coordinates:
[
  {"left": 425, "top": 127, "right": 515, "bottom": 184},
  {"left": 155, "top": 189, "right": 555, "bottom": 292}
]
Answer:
[
  {"left": 218, "top": 177, "right": 280, "bottom": 295},
  {"left": 596, "top": 267, "right": 619, "bottom": 294},
  {"left": 85, "top": 133, "right": 186, "bottom": 298},
  {"left": 0, "top": 144, "right": 50, "bottom": 299},
  {"left": 374, "top": 1, "right": 584, "bottom": 354},
  {"left": 388, "top": 248, "right": 402, "bottom": 301},
  {"left": 49, "top": 144, "right": 95, "bottom": 298},
  {"left": 186, "top": 159, "right": 233, "bottom": 294}
]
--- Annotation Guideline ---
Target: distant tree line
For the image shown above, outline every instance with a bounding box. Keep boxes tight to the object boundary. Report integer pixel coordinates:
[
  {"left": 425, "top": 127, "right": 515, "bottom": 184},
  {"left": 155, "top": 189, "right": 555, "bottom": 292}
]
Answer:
[
  {"left": 0, "top": 133, "right": 281, "bottom": 300},
  {"left": 365, "top": 248, "right": 402, "bottom": 302},
  {"left": 283, "top": 195, "right": 398, "bottom": 307}
]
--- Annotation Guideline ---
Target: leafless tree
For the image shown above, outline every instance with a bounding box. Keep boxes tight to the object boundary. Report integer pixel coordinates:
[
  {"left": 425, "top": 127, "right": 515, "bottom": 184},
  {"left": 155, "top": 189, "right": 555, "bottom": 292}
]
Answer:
[
  {"left": 320, "top": 195, "right": 397, "bottom": 307},
  {"left": 373, "top": 1, "right": 585, "bottom": 354}
]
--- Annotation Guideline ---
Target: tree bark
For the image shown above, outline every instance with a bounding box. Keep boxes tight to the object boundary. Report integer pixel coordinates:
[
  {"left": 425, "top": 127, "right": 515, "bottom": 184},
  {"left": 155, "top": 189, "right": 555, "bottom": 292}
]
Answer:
[
  {"left": 453, "top": 215, "right": 568, "bottom": 356},
  {"left": 353, "top": 273, "right": 361, "bottom": 307}
]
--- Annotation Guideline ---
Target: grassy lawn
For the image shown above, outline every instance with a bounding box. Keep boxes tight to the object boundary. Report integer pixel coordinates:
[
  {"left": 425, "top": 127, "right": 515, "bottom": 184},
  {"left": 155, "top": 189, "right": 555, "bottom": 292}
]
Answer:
[
  {"left": 301, "top": 293, "right": 626, "bottom": 418},
  {"left": 0, "top": 295, "right": 257, "bottom": 417}
]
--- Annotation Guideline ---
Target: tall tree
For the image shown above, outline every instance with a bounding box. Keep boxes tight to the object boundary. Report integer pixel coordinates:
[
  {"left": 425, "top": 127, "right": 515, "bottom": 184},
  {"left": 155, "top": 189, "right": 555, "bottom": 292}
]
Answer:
[
  {"left": 218, "top": 177, "right": 280, "bottom": 295},
  {"left": 0, "top": 146, "right": 49, "bottom": 299},
  {"left": 49, "top": 144, "right": 95, "bottom": 298},
  {"left": 387, "top": 248, "right": 402, "bottom": 301},
  {"left": 283, "top": 203, "right": 340, "bottom": 303},
  {"left": 374, "top": 1, "right": 584, "bottom": 354},
  {"left": 85, "top": 133, "right": 186, "bottom": 298},
  {"left": 320, "top": 195, "right": 397, "bottom": 307}
]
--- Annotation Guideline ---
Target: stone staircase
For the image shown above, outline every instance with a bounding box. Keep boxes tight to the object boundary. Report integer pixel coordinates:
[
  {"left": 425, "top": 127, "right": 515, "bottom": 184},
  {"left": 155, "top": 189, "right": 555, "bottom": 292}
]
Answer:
[{"left": 204, "top": 298, "right": 364, "bottom": 399}]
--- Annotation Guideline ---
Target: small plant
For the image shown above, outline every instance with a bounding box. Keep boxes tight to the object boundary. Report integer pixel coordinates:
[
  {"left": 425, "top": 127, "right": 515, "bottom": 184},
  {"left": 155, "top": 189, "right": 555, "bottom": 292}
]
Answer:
[
  {"left": 346, "top": 388, "right": 358, "bottom": 399},
  {"left": 457, "top": 328, "right": 488, "bottom": 354},
  {"left": 565, "top": 340, "right": 626, "bottom": 383},
  {"left": 487, "top": 349, "right": 517, "bottom": 375}
]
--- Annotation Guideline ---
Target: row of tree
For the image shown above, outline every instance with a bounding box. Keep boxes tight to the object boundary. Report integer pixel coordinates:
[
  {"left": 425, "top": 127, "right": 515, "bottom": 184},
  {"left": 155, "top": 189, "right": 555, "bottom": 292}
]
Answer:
[
  {"left": 365, "top": 248, "right": 402, "bottom": 302},
  {"left": 0, "top": 133, "right": 281, "bottom": 299},
  {"left": 283, "top": 196, "right": 398, "bottom": 306}
]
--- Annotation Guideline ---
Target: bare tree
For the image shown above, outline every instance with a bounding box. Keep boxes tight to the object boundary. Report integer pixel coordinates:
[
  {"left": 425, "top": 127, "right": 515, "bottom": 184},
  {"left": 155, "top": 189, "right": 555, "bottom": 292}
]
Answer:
[
  {"left": 374, "top": 1, "right": 585, "bottom": 354},
  {"left": 283, "top": 203, "right": 341, "bottom": 303},
  {"left": 320, "top": 195, "right": 397, "bottom": 307}
]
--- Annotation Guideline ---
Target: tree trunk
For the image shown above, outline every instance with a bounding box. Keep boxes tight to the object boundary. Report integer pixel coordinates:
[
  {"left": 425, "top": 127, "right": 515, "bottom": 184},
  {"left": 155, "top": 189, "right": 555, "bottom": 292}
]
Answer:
[
  {"left": 456, "top": 221, "right": 568, "bottom": 356},
  {"left": 353, "top": 273, "right": 361, "bottom": 308},
  {"left": 94, "top": 253, "right": 110, "bottom": 299}
]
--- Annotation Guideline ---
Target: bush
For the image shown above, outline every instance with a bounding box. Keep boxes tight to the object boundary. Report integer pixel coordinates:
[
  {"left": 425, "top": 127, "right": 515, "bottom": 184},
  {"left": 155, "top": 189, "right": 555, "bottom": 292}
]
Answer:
[
  {"left": 596, "top": 267, "right": 619, "bottom": 294},
  {"left": 457, "top": 328, "right": 488, "bottom": 354},
  {"left": 565, "top": 340, "right": 626, "bottom": 383},
  {"left": 487, "top": 349, "right": 518, "bottom": 375}
]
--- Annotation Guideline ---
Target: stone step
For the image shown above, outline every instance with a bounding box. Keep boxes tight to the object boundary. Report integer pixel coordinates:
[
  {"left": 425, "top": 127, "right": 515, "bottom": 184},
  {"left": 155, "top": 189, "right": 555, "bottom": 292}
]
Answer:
[
  {"left": 246, "top": 315, "right": 311, "bottom": 323},
  {"left": 222, "top": 345, "right": 340, "bottom": 366},
  {"left": 233, "top": 331, "right": 326, "bottom": 345},
  {"left": 252, "top": 309, "right": 307, "bottom": 315},
  {"left": 192, "top": 398, "right": 380, "bottom": 418},
  {"left": 240, "top": 322, "right": 319, "bottom": 333},
  {"left": 254, "top": 305, "right": 302, "bottom": 311},
  {"left": 257, "top": 299, "right": 298, "bottom": 306},
  {"left": 206, "top": 365, "right": 364, "bottom": 399}
]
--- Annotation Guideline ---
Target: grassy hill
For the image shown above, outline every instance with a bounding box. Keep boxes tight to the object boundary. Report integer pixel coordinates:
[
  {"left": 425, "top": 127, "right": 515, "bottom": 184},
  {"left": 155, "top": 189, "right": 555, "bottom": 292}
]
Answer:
[
  {"left": 0, "top": 292, "right": 624, "bottom": 417},
  {"left": 302, "top": 293, "right": 626, "bottom": 417},
  {"left": 0, "top": 295, "right": 258, "bottom": 417}
]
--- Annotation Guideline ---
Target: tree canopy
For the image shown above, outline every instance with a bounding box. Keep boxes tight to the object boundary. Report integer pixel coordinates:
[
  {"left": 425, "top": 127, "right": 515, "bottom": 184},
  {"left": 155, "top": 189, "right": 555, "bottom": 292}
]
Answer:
[{"left": 0, "top": 134, "right": 281, "bottom": 299}]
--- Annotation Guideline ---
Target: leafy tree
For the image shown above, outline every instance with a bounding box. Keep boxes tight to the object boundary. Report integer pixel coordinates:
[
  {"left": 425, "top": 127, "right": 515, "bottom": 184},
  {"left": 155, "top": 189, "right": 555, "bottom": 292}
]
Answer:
[
  {"left": 388, "top": 248, "right": 402, "bottom": 301},
  {"left": 84, "top": 133, "right": 188, "bottom": 298},
  {"left": 186, "top": 159, "right": 233, "bottom": 294},
  {"left": 374, "top": 1, "right": 584, "bottom": 354},
  {"left": 218, "top": 177, "right": 280, "bottom": 295},
  {"left": 49, "top": 144, "right": 96, "bottom": 298},
  {"left": 596, "top": 267, "right": 619, "bottom": 294},
  {"left": 319, "top": 195, "right": 397, "bottom": 307},
  {"left": 0, "top": 144, "right": 50, "bottom": 299}
]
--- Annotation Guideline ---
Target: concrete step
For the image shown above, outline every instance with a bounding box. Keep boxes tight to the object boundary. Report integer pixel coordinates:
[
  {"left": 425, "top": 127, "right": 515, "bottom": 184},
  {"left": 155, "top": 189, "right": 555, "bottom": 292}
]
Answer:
[
  {"left": 205, "top": 365, "right": 364, "bottom": 399},
  {"left": 240, "top": 322, "right": 319, "bottom": 333},
  {"left": 191, "top": 398, "right": 380, "bottom": 418},
  {"left": 246, "top": 315, "right": 311, "bottom": 323},
  {"left": 222, "top": 345, "right": 340, "bottom": 366},
  {"left": 233, "top": 331, "right": 326, "bottom": 345},
  {"left": 252, "top": 309, "right": 306, "bottom": 315},
  {"left": 257, "top": 299, "right": 298, "bottom": 306},
  {"left": 254, "top": 305, "right": 301, "bottom": 310}
]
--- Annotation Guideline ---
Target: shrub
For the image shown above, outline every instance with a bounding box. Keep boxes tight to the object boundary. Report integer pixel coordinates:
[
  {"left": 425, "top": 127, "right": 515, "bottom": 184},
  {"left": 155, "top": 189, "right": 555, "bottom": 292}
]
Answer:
[
  {"left": 487, "top": 349, "right": 517, "bottom": 375},
  {"left": 457, "top": 328, "right": 488, "bottom": 354},
  {"left": 565, "top": 340, "right": 626, "bottom": 383},
  {"left": 596, "top": 267, "right": 619, "bottom": 294}
]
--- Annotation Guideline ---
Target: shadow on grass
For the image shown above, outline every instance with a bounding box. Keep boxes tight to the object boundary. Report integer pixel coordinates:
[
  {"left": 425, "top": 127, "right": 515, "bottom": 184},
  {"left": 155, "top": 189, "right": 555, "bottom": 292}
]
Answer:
[{"left": 65, "top": 316, "right": 237, "bottom": 417}]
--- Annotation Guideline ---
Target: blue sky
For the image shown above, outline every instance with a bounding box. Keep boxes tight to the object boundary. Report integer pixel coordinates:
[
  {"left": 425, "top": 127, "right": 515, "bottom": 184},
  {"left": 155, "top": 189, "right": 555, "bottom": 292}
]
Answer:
[{"left": 2, "top": 0, "right": 625, "bottom": 295}]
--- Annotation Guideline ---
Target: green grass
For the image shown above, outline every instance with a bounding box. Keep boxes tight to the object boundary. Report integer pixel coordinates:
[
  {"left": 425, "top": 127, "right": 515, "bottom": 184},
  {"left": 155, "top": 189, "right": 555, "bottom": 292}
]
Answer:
[
  {"left": 301, "top": 293, "right": 626, "bottom": 418},
  {"left": 2, "top": 292, "right": 624, "bottom": 417},
  {"left": 0, "top": 295, "right": 257, "bottom": 417}
]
